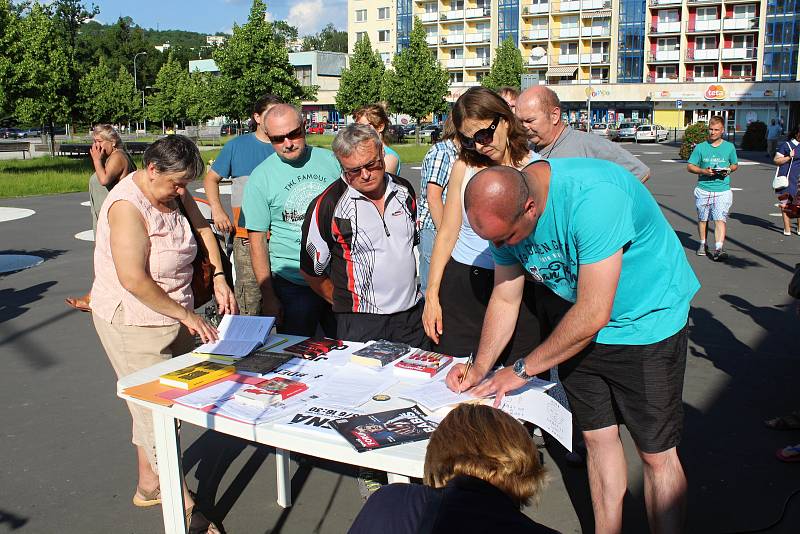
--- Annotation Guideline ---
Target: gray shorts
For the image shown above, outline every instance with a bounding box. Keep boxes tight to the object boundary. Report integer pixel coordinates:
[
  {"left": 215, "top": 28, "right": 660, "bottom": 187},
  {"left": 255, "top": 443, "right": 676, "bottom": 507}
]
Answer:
[{"left": 694, "top": 187, "right": 732, "bottom": 222}]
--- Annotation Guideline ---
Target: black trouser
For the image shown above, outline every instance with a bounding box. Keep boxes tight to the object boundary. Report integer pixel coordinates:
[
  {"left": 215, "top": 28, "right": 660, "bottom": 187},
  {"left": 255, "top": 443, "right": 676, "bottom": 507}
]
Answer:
[{"left": 336, "top": 301, "right": 430, "bottom": 349}]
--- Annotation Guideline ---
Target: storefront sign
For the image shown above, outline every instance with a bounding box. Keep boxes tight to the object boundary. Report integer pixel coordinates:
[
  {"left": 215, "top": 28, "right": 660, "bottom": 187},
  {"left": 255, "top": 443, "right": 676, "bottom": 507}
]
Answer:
[
  {"left": 704, "top": 85, "right": 726, "bottom": 100},
  {"left": 585, "top": 87, "right": 611, "bottom": 99},
  {"left": 653, "top": 85, "right": 785, "bottom": 102}
]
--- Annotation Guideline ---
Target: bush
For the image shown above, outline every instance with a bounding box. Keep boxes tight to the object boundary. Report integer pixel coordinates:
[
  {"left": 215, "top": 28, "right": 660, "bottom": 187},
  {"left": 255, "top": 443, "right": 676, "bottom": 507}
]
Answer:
[
  {"left": 741, "top": 120, "right": 767, "bottom": 151},
  {"left": 679, "top": 122, "right": 709, "bottom": 160}
]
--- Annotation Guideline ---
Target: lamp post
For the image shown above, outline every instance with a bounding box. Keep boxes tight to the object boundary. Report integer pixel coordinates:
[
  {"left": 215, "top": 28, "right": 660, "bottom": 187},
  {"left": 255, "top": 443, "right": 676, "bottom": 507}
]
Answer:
[
  {"left": 133, "top": 52, "right": 147, "bottom": 133},
  {"left": 143, "top": 86, "right": 153, "bottom": 135}
]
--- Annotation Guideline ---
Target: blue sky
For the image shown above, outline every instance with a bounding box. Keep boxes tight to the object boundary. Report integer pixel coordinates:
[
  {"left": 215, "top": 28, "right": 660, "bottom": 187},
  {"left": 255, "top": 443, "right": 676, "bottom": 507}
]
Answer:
[{"left": 91, "top": 0, "right": 347, "bottom": 37}]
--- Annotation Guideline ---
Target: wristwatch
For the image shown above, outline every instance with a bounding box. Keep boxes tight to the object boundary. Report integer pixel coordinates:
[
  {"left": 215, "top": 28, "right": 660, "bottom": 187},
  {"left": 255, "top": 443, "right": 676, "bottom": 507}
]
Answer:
[{"left": 512, "top": 358, "right": 535, "bottom": 381}]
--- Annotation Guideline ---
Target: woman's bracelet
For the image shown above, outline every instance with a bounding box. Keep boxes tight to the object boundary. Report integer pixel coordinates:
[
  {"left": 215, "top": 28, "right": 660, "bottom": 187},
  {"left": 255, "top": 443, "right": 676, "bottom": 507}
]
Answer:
[{"left": 213, "top": 272, "right": 226, "bottom": 278}]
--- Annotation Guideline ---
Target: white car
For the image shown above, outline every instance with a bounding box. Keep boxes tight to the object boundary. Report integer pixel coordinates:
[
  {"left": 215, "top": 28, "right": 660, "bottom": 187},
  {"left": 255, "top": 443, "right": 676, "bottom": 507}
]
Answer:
[
  {"left": 591, "top": 123, "right": 610, "bottom": 137},
  {"left": 634, "top": 124, "right": 669, "bottom": 143}
]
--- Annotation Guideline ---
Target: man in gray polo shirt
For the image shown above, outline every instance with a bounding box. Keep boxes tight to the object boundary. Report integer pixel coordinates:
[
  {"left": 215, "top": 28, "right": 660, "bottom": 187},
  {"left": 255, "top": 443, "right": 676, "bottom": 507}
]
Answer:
[{"left": 516, "top": 86, "right": 650, "bottom": 182}]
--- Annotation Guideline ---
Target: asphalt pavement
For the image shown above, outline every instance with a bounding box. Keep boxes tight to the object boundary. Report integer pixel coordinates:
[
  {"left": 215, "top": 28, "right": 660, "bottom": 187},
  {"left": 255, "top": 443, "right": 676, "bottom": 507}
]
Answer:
[{"left": 1, "top": 142, "right": 799, "bottom": 533}]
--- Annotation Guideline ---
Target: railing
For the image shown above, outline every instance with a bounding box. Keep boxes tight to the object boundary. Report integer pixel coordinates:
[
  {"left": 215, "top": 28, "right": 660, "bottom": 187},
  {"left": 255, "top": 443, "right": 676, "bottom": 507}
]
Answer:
[
  {"left": 522, "top": 3, "right": 550, "bottom": 14},
  {"left": 420, "top": 12, "right": 438, "bottom": 23},
  {"left": 721, "top": 47, "right": 757, "bottom": 59},
  {"left": 686, "top": 19, "right": 721, "bottom": 32},
  {"left": 722, "top": 17, "right": 759, "bottom": 30},
  {"left": 648, "top": 49, "right": 681, "bottom": 61},
  {"left": 554, "top": 0, "right": 582, "bottom": 11},
  {"left": 527, "top": 55, "right": 549, "bottom": 66},
  {"left": 580, "top": 52, "right": 611, "bottom": 63},
  {"left": 649, "top": 0, "right": 682, "bottom": 6},
  {"left": 687, "top": 0, "right": 722, "bottom": 4},
  {"left": 685, "top": 74, "right": 719, "bottom": 82},
  {"left": 685, "top": 47, "right": 719, "bottom": 60},
  {"left": 447, "top": 58, "right": 465, "bottom": 68},
  {"left": 440, "top": 9, "right": 464, "bottom": 20},
  {"left": 646, "top": 74, "right": 681, "bottom": 83},
  {"left": 464, "top": 57, "right": 491, "bottom": 67},
  {"left": 581, "top": 0, "right": 611, "bottom": 9},
  {"left": 521, "top": 29, "right": 550, "bottom": 40},
  {"left": 465, "top": 7, "right": 491, "bottom": 18},
  {"left": 581, "top": 26, "right": 611, "bottom": 37},
  {"left": 425, "top": 35, "right": 438, "bottom": 45},
  {"left": 721, "top": 74, "right": 754, "bottom": 81},
  {"left": 651, "top": 21, "right": 682, "bottom": 33},
  {"left": 440, "top": 33, "right": 465, "bottom": 44},
  {"left": 553, "top": 27, "right": 580, "bottom": 38},
  {"left": 465, "top": 32, "right": 492, "bottom": 43},
  {"left": 553, "top": 53, "right": 580, "bottom": 64}
]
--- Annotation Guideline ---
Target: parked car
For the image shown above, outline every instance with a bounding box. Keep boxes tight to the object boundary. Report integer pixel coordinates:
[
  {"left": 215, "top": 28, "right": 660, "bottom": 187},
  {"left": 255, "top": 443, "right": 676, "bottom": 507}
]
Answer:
[
  {"left": 220, "top": 124, "right": 236, "bottom": 136},
  {"left": 634, "top": 124, "right": 669, "bottom": 143},
  {"left": 612, "top": 122, "right": 639, "bottom": 141},
  {"left": 386, "top": 124, "right": 406, "bottom": 143},
  {"left": 591, "top": 123, "right": 610, "bottom": 137},
  {"left": 401, "top": 123, "right": 416, "bottom": 135},
  {"left": 22, "top": 127, "right": 42, "bottom": 137},
  {"left": 418, "top": 124, "right": 442, "bottom": 142},
  {"left": 306, "top": 122, "right": 325, "bottom": 135},
  {"left": 2, "top": 127, "right": 26, "bottom": 139}
]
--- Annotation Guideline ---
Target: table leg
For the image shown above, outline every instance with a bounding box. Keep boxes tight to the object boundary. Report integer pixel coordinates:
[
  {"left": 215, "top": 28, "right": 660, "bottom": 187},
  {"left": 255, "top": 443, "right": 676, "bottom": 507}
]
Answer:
[
  {"left": 387, "top": 473, "right": 410, "bottom": 484},
  {"left": 275, "top": 447, "right": 292, "bottom": 508},
  {"left": 153, "top": 412, "right": 187, "bottom": 534}
]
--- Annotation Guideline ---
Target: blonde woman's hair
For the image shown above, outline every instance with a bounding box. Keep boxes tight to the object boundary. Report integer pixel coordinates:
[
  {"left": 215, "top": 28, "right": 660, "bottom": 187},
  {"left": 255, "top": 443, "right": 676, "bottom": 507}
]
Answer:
[
  {"left": 353, "top": 104, "right": 392, "bottom": 143},
  {"left": 92, "top": 124, "right": 123, "bottom": 148},
  {"left": 423, "top": 403, "right": 548, "bottom": 507}
]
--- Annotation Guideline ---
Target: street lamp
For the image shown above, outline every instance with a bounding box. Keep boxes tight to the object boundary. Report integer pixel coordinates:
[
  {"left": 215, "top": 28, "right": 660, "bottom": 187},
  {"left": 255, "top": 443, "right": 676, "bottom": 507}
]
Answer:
[
  {"left": 133, "top": 52, "right": 147, "bottom": 133},
  {"left": 143, "top": 86, "right": 153, "bottom": 135}
]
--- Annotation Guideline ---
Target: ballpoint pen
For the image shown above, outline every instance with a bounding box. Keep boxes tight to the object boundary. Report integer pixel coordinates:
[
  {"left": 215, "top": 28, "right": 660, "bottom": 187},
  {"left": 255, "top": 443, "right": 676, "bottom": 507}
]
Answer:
[{"left": 458, "top": 352, "right": 474, "bottom": 394}]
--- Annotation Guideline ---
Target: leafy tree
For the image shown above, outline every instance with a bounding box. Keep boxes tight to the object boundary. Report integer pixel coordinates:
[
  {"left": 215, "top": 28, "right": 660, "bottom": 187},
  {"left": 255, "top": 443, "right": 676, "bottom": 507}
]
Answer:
[
  {"left": 271, "top": 20, "right": 298, "bottom": 48},
  {"left": 147, "top": 51, "right": 187, "bottom": 129},
  {"left": 335, "top": 35, "right": 385, "bottom": 118},
  {"left": 179, "top": 72, "right": 220, "bottom": 125},
  {"left": 0, "top": 0, "right": 23, "bottom": 119},
  {"left": 680, "top": 122, "right": 709, "bottom": 160},
  {"left": 481, "top": 36, "right": 523, "bottom": 90},
  {"left": 302, "top": 23, "right": 348, "bottom": 53},
  {"left": 213, "top": 0, "right": 312, "bottom": 126},
  {"left": 87, "top": 16, "right": 156, "bottom": 89},
  {"left": 77, "top": 58, "right": 117, "bottom": 123},
  {"left": 382, "top": 18, "right": 448, "bottom": 143},
  {"left": 111, "top": 65, "right": 140, "bottom": 124}
]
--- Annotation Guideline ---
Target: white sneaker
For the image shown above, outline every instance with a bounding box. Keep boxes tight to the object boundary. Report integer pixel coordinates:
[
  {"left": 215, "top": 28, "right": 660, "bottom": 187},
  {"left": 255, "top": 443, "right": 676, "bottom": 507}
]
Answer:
[{"left": 697, "top": 244, "right": 707, "bottom": 256}]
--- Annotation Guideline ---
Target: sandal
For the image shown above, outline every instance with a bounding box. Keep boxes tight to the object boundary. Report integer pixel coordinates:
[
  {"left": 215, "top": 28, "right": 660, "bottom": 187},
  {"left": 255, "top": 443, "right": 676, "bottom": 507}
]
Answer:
[
  {"left": 776, "top": 444, "right": 800, "bottom": 463},
  {"left": 133, "top": 485, "right": 161, "bottom": 507},
  {"left": 186, "top": 506, "right": 221, "bottom": 534},
  {"left": 65, "top": 293, "right": 92, "bottom": 312},
  {"left": 764, "top": 411, "right": 800, "bottom": 430}
]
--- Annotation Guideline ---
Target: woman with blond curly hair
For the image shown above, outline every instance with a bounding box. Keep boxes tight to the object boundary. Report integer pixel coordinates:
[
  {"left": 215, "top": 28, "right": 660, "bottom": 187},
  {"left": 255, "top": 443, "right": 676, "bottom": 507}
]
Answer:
[{"left": 349, "top": 403, "right": 557, "bottom": 533}]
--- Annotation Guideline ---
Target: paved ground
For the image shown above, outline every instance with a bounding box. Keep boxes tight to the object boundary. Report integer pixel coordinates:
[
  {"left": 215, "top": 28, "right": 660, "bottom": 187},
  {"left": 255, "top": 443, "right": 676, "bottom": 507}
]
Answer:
[{"left": 2, "top": 142, "right": 800, "bottom": 533}]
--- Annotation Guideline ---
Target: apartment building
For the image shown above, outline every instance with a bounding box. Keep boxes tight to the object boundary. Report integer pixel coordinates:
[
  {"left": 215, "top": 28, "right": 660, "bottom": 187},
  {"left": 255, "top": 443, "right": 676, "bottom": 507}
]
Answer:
[{"left": 348, "top": 0, "right": 799, "bottom": 130}]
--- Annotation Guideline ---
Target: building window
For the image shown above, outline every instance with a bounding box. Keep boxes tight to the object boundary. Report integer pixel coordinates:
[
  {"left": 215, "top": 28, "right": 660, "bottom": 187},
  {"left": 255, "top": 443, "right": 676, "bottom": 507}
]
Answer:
[
  {"left": 498, "top": 0, "right": 519, "bottom": 46},
  {"left": 378, "top": 7, "right": 390, "bottom": 19},
  {"left": 476, "top": 71, "right": 488, "bottom": 81},
  {"left": 378, "top": 30, "right": 391, "bottom": 42},
  {"left": 693, "top": 65, "right": 716, "bottom": 79},
  {"left": 425, "top": 2, "right": 438, "bottom": 14},
  {"left": 450, "top": 48, "right": 464, "bottom": 59},
  {"left": 356, "top": 32, "right": 367, "bottom": 42},
  {"left": 355, "top": 9, "right": 367, "bottom": 22},
  {"left": 397, "top": 0, "right": 412, "bottom": 52},
  {"left": 449, "top": 71, "right": 464, "bottom": 83},
  {"left": 732, "top": 4, "right": 756, "bottom": 18},
  {"left": 450, "top": 0, "right": 464, "bottom": 9},
  {"left": 696, "top": 7, "right": 717, "bottom": 20},
  {"left": 656, "top": 65, "right": 678, "bottom": 79},
  {"left": 295, "top": 65, "right": 312, "bottom": 86},
  {"left": 732, "top": 34, "right": 754, "bottom": 48},
  {"left": 617, "top": 0, "right": 646, "bottom": 83},
  {"left": 591, "top": 67, "right": 609, "bottom": 80},
  {"left": 657, "top": 37, "right": 679, "bottom": 51},
  {"left": 381, "top": 52, "right": 392, "bottom": 64},
  {"left": 730, "top": 64, "right": 753, "bottom": 78},
  {"left": 696, "top": 36, "right": 716, "bottom": 49}
]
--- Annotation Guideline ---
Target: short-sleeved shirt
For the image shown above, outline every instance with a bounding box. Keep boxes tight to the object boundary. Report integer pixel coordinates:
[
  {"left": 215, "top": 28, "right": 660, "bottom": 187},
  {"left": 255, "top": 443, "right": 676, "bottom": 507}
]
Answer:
[
  {"left": 776, "top": 139, "right": 800, "bottom": 196},
  {"left": 211, "top": 133, "right": 275, "bottom": 238},
  {"left": 384, "top": 144, "right": 402, "bottom": 175},
  {"left": 491, "top": 158, "right": 700, "bottom": 346},
  {"left": 241, "top": 146, "right": 341, "bottom": 285},
  {"left": 688, "top": 140, "right": 738, "bottom": 192},
  {"left": 418, "top": 140, "right": 457, "bottom": 231},
  {"left": 536, "top": 127, "right": 650, "bottom": 180}
]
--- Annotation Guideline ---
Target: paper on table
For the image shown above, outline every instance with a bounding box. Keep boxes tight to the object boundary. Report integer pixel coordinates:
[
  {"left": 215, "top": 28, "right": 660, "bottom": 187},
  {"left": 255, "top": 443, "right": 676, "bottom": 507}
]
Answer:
[
  {"left": 212, "top": 394, "right": 313, "bottom": 425},
  {"left": 194, "top": 339, "right": 260, "bottom": 358},
  {"left": 399, "top": 379, "right": 475, "bottom": 412},
  {"left": 173, "top": 380, "right": 256, "bottom": 409},
  {"left": 500, "top": 389, "right": 573, "bottom": 452},
  {"left": 314, "top": 367, "right": 397, "bottom": 408},
  {"left": 218, "top": 314, "right": 273, "bottom": 341}
]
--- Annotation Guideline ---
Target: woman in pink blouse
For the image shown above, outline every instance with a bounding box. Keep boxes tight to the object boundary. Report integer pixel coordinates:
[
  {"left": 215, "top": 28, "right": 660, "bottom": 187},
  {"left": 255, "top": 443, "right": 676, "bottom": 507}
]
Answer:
[{"left": 92, "top": 135, "right": 237, "bottom": 533}]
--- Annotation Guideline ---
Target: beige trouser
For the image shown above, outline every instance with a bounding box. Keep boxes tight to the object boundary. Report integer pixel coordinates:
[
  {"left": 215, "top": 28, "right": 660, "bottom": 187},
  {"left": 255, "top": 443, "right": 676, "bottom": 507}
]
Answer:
[{"left": 93, "top": 305, "right": 194, "bottom": 473}]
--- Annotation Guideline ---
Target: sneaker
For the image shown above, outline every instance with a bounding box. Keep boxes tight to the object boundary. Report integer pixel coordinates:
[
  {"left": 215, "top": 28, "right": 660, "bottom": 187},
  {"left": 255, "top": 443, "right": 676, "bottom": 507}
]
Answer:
[
  {"left": 696, "top": 244, "right": 707, "bottom": 256},
  {"left": 711, "top": 248, "right": 728, "bottom": 262},
  {"left": 357, "top": 468, "right": 385, "bottom": 502},
  {"left": 784, "top": 230, "right": 792, "bottom": 236}
]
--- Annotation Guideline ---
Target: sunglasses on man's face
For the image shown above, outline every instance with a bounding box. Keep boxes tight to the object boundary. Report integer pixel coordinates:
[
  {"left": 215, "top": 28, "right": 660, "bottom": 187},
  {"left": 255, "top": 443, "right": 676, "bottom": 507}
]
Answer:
[
  {"left": 343, "top": 158, "right": 384, "bottom": 180},
  {"left": 459, "top": 115, "right": 501, "bottom": 151},
  {"left": 268, "top": 126, "right": 304, "bottom": 144}
]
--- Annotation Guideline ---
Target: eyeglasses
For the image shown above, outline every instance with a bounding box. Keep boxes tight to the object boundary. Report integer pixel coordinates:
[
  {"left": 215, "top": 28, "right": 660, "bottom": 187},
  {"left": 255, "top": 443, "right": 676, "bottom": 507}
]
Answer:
[
  {"left": 458, "top": 116, "right": 501, "bottom": 151},
  {"left": 268, "top": 126, "right": 304, "bottom": 144},
  {"left": 343, "top": 158, "right": 384, "bottom": 179}
]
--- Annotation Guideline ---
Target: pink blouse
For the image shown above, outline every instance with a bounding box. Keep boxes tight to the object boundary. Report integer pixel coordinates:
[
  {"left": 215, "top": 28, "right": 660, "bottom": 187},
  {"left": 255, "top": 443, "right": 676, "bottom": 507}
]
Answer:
[{"left": 91, "top": 175, "right": 197, "bottom": 326}]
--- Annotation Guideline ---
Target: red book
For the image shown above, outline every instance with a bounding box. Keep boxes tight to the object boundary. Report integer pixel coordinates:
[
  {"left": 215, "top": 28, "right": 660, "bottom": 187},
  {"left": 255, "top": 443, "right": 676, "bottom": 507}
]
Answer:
[
  {"left": 393, "top": 350, "right": 453, "bottom": 379},
  {"left": 233, "top": 377, "right": 308, "bottom": 407}
]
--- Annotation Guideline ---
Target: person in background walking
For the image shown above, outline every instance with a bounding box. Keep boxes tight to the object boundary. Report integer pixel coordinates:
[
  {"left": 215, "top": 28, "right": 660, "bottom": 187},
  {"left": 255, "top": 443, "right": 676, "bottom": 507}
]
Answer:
[
  {"left": 774, "top": 124, "right": 800, "bottom": 236},
  {"left": 768, "top": 118, "right": 784, "bottom": 159}
]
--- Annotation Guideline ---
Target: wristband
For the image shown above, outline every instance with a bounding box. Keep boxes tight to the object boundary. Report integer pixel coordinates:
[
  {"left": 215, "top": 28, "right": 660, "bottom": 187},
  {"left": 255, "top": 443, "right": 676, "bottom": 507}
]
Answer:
[{"left": 213, "top": 272, "right": 226, "bottom": 278}]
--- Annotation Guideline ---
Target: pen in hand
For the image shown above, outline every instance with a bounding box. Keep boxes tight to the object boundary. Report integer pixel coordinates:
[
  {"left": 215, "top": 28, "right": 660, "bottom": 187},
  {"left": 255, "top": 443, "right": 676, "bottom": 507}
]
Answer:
[{"left": 458, "top": 353, "right": 474, "bottom": 394}]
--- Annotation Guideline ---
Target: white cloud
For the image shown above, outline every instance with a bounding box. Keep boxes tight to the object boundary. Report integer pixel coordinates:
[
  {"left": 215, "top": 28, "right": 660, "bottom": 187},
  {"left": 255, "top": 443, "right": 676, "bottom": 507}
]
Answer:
[
  {"left": 286, "top": 0, "right": 324, "bottom": 35},
  {"left": 264, "top": 10, "right": 275, "bottom": 23}
]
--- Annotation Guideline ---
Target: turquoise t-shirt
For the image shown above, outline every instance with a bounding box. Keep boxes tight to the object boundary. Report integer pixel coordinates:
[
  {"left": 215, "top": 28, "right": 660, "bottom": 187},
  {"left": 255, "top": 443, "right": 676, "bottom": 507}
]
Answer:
[
  {"left": 210, "top": 133, "right": 274, "bottom": 179},
  {"left": 241, "top": 146, "right": 341, "bottom": 285},
  {"left": 384, "top": 144, "right": 402, "bottom": 175},
  {"left": 688, "top": 140, "right": 738, "bottom": 192},
  {"left": 491, "top": 158, "right": 700, "bottom": 345}
]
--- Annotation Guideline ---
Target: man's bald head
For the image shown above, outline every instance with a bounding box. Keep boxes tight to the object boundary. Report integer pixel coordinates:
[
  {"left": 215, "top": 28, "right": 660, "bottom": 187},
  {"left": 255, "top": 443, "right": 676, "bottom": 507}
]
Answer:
[
  {"left": 465, "top": 166, "right": 530, "bottom": 231},
  {"left": 516, "top": 87, "right": 563, "bottom": 147},
  {"left": 519, "top": 86, "right": 560, "bottom": 115}
]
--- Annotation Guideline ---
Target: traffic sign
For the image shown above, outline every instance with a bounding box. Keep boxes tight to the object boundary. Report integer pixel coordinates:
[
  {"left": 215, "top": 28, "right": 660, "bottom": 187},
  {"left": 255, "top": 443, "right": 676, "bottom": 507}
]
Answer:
[{"left": 676, "top": 99, "right": 683, "bottom": 109}]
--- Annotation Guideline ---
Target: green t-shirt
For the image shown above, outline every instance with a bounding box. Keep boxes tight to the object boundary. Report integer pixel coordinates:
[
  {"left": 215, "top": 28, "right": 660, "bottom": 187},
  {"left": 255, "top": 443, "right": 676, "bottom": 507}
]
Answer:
[
  {"left": 491, "top": 158, "right": 700, "bottom": 346},
  {"left": 241, "top": 146, "right": 341, "bottom": 285},
  {"left": 688, "top": 140, "right": 738, "bottom": 192}
]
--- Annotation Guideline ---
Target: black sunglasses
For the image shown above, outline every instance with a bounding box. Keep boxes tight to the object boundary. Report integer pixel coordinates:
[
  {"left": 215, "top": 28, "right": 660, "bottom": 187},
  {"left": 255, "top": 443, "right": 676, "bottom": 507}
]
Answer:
[
  {"left": 343, "top": 158, "right": 384, "bottom": 179},
  {"left": 459, "top": 116, "right": 501, "bottom": 151},
  {"left": 268, "top": 126, "right": 305, "bottom": 144}
]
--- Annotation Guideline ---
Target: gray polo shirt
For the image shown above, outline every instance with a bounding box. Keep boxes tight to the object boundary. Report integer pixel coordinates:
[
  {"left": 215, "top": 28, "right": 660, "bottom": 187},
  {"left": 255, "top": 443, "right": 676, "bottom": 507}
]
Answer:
[{"left": 536, "top": 128, "right": 650, "bottom": 180}]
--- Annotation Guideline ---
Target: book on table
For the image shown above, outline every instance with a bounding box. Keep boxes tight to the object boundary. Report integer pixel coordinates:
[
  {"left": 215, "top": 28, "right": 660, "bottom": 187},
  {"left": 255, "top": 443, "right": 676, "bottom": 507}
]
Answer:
[
  {"left": 159, "top": 362, "right": 235, "bottom": 390},
  {"left": 350, "top": 339, "right": 412, "bottom": 368},
  {"left": 234, "top": 349, "right": 295, "bottom": 377},
  {"left": 233, "top": 377, "right": 308, "bottom": 407},
  {"left": 274, "top": 405, "right": 363, "bottom": 438},
  {"left": 282, "top": 338, "right": 347, "bottom": 359},
  {"left": 392, "top": 349, "right": 453, "bottom": 379},
  {"left": 193, "top": 315, "right": 277, "bottom": 358},
  {"left": 331, "top": 405, "right": 438, "bottom": 452}
]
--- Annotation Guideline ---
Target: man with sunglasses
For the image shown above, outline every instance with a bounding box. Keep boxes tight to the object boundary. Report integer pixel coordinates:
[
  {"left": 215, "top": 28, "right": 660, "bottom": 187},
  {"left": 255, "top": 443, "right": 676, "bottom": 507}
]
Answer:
[
  {"left": 300, "top": 124, "right": 427, "bottom": 348},
  {"left": 241, "top": 104, "right": 340, "bottom": 336}
]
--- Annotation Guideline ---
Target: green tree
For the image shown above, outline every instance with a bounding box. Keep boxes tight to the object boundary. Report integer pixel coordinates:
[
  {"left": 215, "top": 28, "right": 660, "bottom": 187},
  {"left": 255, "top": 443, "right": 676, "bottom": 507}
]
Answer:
[
  {"left": 180, "top": 71, "right": 219, "bottom": 125},
  {"left": 14, "top": 2, "right": 71, "bottom": 152},
  {"left": 271, "top": 20, "right": 298, "bottom": 48},
  {"left": 382, "top": 18, "right": 448, "bottom": 143},
  {"left": 335, "top": 35, "right": 385, "bottom": 118},
  {"left": 0, "top": 0, "right": 23, "bottom": 118},
  {"left": 111, "top": 65, "right": 140, "bottom": 124},
  {"left": 213, "top": 0, "right": 312, "bottom": 126},
  {"left": 77, "top": 58, "right": 117, "bottom": 123},
  {"left": 147, "top": 51, "right": 187, "bottom": 129},
  {"left": 481, "top": 36, "right": 523, "bottom": 90},
  {"left": 302, "top": 23, "right": 348, "bottom": 53}
]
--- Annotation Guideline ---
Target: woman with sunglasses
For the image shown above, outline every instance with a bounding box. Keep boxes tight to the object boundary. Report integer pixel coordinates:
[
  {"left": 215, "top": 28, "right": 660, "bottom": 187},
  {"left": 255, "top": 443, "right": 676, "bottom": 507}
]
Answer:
[{"left": 423, "top": 87, "right": 540, "bottom": 363}]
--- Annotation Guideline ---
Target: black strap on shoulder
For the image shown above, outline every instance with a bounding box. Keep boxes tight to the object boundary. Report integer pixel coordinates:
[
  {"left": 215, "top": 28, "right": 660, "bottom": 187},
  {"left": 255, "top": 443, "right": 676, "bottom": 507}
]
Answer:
[{"left": 416, "top": 486, "right": 444, "bottom": 534}]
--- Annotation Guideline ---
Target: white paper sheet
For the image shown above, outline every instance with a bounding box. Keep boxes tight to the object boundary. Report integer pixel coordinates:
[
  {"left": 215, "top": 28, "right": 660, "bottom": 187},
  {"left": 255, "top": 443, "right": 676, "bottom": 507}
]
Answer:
[
  {"left": 500, "top": 389, "right": 573, "bottom": 452},
  {"left": 398, "top": 379, "right": 475, "bottom": 411},
  {"left": 173, "top": 380, "right": 253, "bottom": 409},
  {"left": 313, "top": 367, "right": 397, "bottom": 408}
]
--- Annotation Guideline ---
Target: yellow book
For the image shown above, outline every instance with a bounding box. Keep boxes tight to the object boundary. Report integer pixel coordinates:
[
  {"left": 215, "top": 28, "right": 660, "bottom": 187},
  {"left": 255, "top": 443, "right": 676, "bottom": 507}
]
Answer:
[{"left": 159, "top": 362, "right": 235, "bottom": 390}]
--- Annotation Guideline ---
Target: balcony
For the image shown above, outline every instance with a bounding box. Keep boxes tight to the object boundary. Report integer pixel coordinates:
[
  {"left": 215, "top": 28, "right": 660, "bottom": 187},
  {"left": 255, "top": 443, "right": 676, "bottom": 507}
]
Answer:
[
  {"left": 580, "top": 52, "right": 610, "bottom": 63},
  {"left": 440, "top": 33, "right": 465, "bottom": 45},
  {"left": 685, "top": 48, "right": 719, "bottom": 60},
  {"left": 649, "top": 0, "right": 682, "bottom": 6},
  {"left": 686, "top": 74, "right": 719, "bottom": 83},
  {"left": 721, "top": 74, "right": 754, "bottom": 81},
  {"left": 465, "top": 57, "right": 491, "bottom": 68},
  {"left": 581, "top": 0, "right": 611, "bottom": 9},
  {"left": 686, "top": 19, "right": 721, "bottom": 32},
  {"left": 723, "top": 17, "right": 758, "bottom": 31},
  {"left": 527, "top": 55, "right": 550, "bottom": 66},
  {"left": 465, "top": 31, "right": 492, "bottom": 44},
  {"left": 426, "top": 35, "right": 439, "bottom": 45},
  {"left": 465, "top": 7, "right": 491, "bottom": 18},
  {"left": 651, "top": 21, "right": 682, "bottom": 33},
  {"left": 721, "top": 47, "right": 757, "bottom": 60},
  {"left": 648, "top": 49, "right": 681, "bottom": 61},
  {"left": 647, "top": 74, "right": 681, "bottom": 83},
  {"left": 521, "top": 29, "right": 550, "bottom": 40},
  {"left": 420, "top": 12, "right": 439, "bottom": 23},
  {"left": 581, "top": 26, "right": 611, "bottom": 37},
  {"left": 687, "top": 0, "right": 722, "bottom": 4},
  {"left": 447, "top": 58, "right": 465, "bottom": 68},
  {"left": 522, "top": 3, "right": 550, "bottom": 15},
  {"left": 555, "top": 0, "right": 581, "bottom": 11},
  {"left": 440, "top": 9, "right": 464, "bottom": 20},
  {"left": 553, "top": 27, "right": 580, "bottom": 38},
  {"left": 554, "top": 53, "right": 580, "bottom": 64}
]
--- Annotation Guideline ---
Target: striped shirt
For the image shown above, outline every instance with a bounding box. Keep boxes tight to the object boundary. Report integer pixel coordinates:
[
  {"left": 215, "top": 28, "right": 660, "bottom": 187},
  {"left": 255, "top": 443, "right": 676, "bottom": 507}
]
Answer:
[{"left": 418, "top": 140, "right": 457, "bottom": 230}]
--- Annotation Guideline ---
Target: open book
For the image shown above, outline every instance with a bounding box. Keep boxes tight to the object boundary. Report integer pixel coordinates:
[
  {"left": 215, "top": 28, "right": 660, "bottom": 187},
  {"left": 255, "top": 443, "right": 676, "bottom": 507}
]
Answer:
[{"left": 194, "top": 315, "right": 277, "bottom": 358}]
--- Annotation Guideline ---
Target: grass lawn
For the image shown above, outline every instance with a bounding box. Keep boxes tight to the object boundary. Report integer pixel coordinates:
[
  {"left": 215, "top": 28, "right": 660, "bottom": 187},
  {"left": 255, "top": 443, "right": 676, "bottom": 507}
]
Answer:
[{"left": 306, "top": 134, "right": 431, "bottom": 166}]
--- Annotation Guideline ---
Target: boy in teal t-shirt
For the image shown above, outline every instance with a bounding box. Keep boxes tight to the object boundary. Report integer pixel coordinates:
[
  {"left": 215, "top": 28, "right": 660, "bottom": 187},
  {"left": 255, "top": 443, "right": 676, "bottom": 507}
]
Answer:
[{"left": 687, "top": 117, "right": 739, "bottom": 261}]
